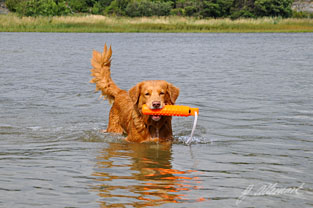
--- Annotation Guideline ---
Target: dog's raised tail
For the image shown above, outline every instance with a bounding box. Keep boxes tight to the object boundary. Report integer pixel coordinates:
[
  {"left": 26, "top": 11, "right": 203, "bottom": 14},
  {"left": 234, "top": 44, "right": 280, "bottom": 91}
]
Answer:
[{"left": 90, "top": 44, "right": 121, "bottom": 104}]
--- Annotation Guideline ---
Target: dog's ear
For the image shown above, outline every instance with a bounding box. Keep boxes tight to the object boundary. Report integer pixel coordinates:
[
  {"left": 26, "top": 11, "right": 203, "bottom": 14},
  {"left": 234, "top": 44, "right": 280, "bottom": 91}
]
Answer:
[
  {"left": 129, "top": 82, "right": 142, "bottom": 105},
  {"left": 167, "top": 83, "right": 180, "bottom": 104}
]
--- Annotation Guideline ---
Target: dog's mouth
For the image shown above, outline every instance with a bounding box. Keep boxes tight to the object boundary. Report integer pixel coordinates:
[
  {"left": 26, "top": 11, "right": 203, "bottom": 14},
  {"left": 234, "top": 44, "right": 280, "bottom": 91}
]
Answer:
[
  {"left": 151, "top": 115, "right": 162, "bottom": 121},
  {"left": 148, "top": 102, "right": 163, "bottom": 121}
]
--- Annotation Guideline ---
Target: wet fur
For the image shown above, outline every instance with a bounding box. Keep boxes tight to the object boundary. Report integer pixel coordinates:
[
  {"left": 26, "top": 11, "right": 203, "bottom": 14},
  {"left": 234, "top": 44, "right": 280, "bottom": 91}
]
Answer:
[{"left": 90, "top": 44, "right": 179, "bottom": 143}]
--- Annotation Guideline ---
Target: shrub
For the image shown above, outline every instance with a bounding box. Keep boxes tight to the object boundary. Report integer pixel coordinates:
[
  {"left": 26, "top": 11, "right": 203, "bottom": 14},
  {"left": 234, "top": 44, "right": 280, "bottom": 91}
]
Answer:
[
  {"left": 14, "top": 0, "right": 70, "bottom": 16},
  {"left": 201, "top": 2, "right": 220, "bottom": 18},
  {"left": 157, "top": 1, "right": 172, "bottom": 16},
  {"left": 16, "top": 0, "right": 58, "bottom": 16},
  {"left": 56, "top": 0, "right": 71, "bottom": 15},
  {"left": 292, "top": 11, "right": 313, "bottom": 19},
  {"left": 230, "top": 8, "right": 255, "bottom": 20},
  {"left": 5, "top": 0, "right": 22, "bottom": 12},
  {"left": 184, "top": 5, "right": 197, "bottom": 16},
  {"left": 91, "top": 1, "right": 103, "bottom": 14},
  {"left": 200, "top": 0, "right": 234, "bottom": 18},
  {"left": 125, "top": 0, "right": 172, "bottom": 17},
  {"left": 254, "top": 0, "right": 293, "bottom": 17},
  {"left": 216, "top": 0, "right": 234, "bottom": 17},
  {"left": 5, "top": 0, "right": 299, "bottom": 19},
  {"left": 105, "top": 0, "right": 128, "bottom": 16},
  {"left": 67, "top": 0, "right": 88, "bottom": 13},
  {"left": 170, "top": 8, "right": 184, "bottom": 16}
]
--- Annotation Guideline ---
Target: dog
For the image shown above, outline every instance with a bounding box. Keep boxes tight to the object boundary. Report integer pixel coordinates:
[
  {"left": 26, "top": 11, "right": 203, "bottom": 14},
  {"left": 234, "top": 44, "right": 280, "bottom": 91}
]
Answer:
[{"left": 90, "top": 44, "right": 179, "bottom": 143}]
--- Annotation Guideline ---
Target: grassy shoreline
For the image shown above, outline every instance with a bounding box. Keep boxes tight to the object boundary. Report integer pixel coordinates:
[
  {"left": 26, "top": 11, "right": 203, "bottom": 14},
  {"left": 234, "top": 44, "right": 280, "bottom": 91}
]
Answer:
[{"left": 1, "top": 14, "right": 313, "bottom": 33}]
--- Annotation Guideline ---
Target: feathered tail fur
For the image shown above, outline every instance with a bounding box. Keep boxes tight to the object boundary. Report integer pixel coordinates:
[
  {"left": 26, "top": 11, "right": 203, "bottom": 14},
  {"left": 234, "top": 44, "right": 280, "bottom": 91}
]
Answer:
[{"left": 90, "top": 44, "right": 121, "bottom": 104}]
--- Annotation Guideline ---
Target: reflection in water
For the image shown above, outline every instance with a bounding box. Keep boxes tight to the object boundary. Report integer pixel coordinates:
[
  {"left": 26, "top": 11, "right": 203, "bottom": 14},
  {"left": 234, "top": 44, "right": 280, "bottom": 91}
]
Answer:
[{"left": 91, "top": 142, "right": 205, "bottom": 207}]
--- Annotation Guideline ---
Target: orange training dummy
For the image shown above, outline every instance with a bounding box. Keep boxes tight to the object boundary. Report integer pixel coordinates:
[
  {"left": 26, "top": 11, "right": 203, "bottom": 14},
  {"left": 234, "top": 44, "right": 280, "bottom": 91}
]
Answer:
[
  {"left": 143, "top": 104, "right": 199, "bottom": 145},
  {"left": 142, "top": 104, "right": 199, "bottom": 117}
]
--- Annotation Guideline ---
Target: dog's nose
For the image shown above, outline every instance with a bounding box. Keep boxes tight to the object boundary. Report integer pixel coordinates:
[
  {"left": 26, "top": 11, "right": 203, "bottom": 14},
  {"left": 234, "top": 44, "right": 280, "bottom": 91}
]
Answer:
[{"left": 152, "top": 101, "right": 161, "bottom": 109}]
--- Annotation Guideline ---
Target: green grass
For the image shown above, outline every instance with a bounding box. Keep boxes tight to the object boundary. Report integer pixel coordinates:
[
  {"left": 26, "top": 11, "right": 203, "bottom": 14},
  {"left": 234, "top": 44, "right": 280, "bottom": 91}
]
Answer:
[{"left": 1, "top": 13, "right": 313, "bottom": 33}]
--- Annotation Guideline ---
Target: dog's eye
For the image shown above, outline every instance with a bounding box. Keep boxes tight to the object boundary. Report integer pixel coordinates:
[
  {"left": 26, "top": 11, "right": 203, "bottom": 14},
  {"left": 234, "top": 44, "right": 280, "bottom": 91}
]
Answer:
[
  {"left": 160, "top": 92, "right": 165, "bottom": 95},
  {"left": 145, "top": 92, "right": 150, "bottom": 96}
]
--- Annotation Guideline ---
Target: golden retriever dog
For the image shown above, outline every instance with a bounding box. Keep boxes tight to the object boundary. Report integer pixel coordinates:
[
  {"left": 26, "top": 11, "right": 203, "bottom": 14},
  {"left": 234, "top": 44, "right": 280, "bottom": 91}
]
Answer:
[{"left": 90, "top": 44, "right": 179, "bottom": 143}]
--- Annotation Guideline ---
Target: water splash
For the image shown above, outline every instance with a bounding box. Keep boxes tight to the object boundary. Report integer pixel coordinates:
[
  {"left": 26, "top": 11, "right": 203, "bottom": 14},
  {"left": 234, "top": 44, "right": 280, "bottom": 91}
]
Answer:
[
  {"left": 185, "top": 111, "right": 198, "bottom": 145},
  {"left": 80, "top": 130, "right": 125, "bottom": 143},
  {"left": 174, "top": 136, "right": 212, "bottom": 145}
]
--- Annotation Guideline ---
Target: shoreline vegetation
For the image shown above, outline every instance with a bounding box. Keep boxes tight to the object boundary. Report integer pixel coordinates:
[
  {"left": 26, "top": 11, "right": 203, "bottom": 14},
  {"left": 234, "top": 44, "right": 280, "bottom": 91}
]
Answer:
[{"left": 1, "top": 13, "right": 313, "bottom": 33}]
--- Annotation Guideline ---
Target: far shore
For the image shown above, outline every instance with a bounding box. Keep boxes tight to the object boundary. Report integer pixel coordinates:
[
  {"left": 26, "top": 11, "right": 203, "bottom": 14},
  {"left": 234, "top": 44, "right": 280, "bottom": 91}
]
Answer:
[{"left": 1, "top": 14, "right": 313, "bottom": 33}]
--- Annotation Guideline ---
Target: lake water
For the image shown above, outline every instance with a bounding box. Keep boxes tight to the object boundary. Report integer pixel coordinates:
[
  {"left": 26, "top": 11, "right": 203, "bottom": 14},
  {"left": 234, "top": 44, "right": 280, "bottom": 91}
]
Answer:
[{"left": 0, "top": 32, "right": 313, "bottom": 208}]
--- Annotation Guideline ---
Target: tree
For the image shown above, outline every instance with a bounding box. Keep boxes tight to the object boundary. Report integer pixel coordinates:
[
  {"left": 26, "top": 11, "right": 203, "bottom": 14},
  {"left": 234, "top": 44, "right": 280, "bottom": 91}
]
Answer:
[
  {"left": 254, "top": 0, "right": 293, "bottom": 17},
  {"left": 201, "top": 0, "right": 234, "bottom": 18},
  {"left": 5, "top": 0, "right": 24, "bottom": 12},
  {"left": 105, "top": 0, "right": 128, "bottom": 15},
  {"left": 67, "top": 0, "right": 88, "bottom": 12},
  {"left": 125, "top": 0, "right": 172, "bottom": 17},
  {"left": 8, "top": 0, "right": 71, "bottom": 16},
  {"left": 16, "top": 0, "right": 58, "bottom": 16},
  {"left": 5, "top": 0, "right": 296, "bottom": 18}
]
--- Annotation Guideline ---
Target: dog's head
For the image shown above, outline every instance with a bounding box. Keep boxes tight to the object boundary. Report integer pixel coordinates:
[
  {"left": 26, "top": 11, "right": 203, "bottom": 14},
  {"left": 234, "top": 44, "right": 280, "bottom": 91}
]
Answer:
[{"left": 129, "top": 80, "right": 179, "bottom": 122}]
